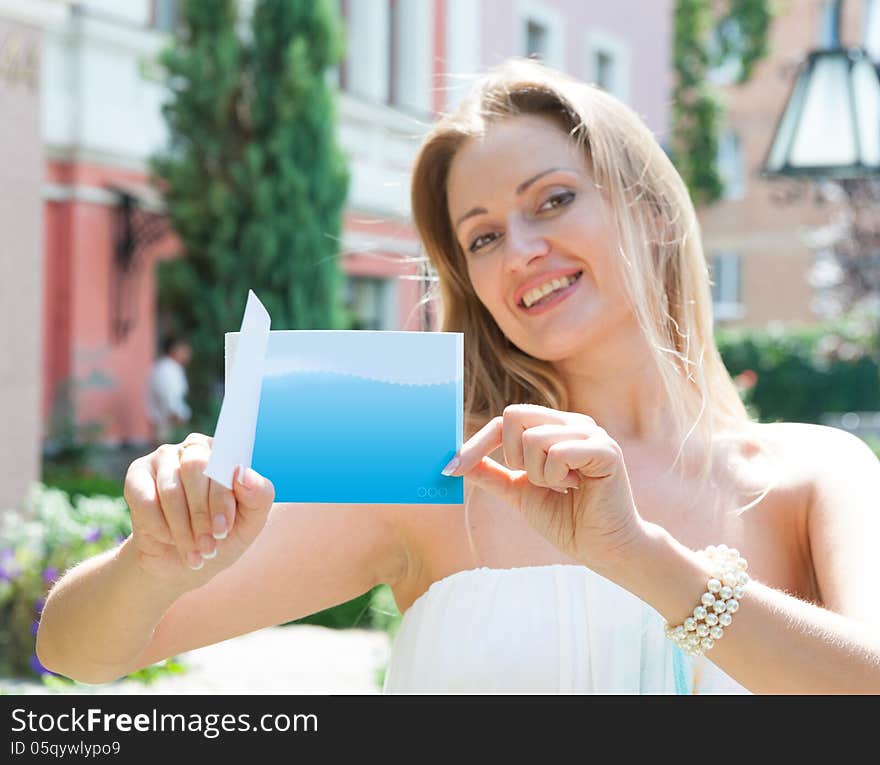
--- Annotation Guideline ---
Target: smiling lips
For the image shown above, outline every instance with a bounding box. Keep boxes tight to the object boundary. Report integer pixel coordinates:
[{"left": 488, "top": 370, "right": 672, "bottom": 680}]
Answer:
[{"left": 516, "top": 270, "right": 583, "bottom": 312}]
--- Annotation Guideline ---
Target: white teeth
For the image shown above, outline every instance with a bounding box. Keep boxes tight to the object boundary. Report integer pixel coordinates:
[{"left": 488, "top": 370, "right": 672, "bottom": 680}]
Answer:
[{"left": 522, "top": 274, "right": 579, "bottom": 308}]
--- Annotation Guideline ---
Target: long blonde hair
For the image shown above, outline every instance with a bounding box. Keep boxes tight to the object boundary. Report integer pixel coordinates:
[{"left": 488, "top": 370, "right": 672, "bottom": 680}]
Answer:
[{"left": 410, "top": 59, "right": 772, "bottom": 557}]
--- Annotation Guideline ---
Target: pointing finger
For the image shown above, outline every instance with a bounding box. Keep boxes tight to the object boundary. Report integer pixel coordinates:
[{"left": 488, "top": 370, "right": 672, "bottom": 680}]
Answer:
[
  {"left": 462, "top": 456, "right": 528, "bottom": 509},
  {"left": 443, "top": 416, "right": 503, "bottom": 476}
]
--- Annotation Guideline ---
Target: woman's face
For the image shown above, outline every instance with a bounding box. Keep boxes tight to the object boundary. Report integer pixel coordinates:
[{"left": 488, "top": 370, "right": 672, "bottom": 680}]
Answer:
[{"left": 446, "top": 113, "right": 635, "bottom": 362}]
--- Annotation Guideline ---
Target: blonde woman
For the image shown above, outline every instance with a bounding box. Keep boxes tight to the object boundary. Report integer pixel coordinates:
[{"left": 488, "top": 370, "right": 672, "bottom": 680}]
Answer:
[{"left": 37, "top": 59, "right": 880, "bottom": 694}]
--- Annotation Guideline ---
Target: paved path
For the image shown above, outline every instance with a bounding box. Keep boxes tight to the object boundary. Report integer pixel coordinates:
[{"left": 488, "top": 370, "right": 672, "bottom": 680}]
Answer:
[{"left": 1, "top": 625, "right": 392, "bottom": 695}]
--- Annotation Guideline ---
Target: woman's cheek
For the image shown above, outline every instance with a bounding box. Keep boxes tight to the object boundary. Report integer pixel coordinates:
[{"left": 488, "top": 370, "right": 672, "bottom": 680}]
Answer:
[
  {"left": 467, "top": 263, "right": 497, "bottom": 310},
  {"left": 469, "top": 275, "right": 517, "bottom": 337}
]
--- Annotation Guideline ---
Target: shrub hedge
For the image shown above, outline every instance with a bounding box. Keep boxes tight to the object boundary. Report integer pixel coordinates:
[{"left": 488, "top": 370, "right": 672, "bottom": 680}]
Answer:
[{"left": 716, "top": 319, "right": 880, "bottom": 424}]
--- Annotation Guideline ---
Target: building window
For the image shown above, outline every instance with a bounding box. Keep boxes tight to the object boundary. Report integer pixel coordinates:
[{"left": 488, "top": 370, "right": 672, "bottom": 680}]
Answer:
[
  {"left": 152, "top": 0, "right": 179, "bottom": 33},
  {"left": 585, "top": 29, "right": 630, "bottom": 103},
  {"left": 819, "top": 0, "right": 840, "bottom": 47},
  {"left": 388, "top": 0, "right": 399, "bottom": 103},
  {"left": 516, "top": 2, "right": 564, "bottom": 68},
  {"left": 341, "top": 0, "right": 391, "bottom": 103},
  {"left": 340, "top": 0, "right": 430, "bottom": 112},
  {"left": 388, "top": 0, "right": 432, "bottom": 113},
  {"left": 707, "top": 16, "right": 745, "bottom": 85},
  {"left": 525, "top": 20, "right": 548, "bottom": 59},
  {"left": 595, "top": 50, "right": 613, "bottom": 90},
  {"left": 710, "top": 251, "right": 746, "bottom": 321},
  {"left": 717, "top": 129, "right": 746, "bottom": 200},
  {"left": 865, "top": 0, "right": 880, "bottom": 59},
  {"left": 344, "top": 276, "right": 394, "bottom": 330}
]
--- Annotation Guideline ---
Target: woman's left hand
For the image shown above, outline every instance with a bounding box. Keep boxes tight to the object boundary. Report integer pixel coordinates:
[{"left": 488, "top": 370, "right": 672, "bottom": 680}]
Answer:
[{"left": 444, "top": 404, "right": 647, "bottom": 572}]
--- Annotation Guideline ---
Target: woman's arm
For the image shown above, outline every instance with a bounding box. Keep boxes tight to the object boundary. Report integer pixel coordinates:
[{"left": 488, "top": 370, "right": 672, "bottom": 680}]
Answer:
[
  {"left": 603, "top": 425, "right": 880, "bottom": 694},
  {"left": 452, "top": 407, "right": 880, "bottom": 693},
  {"left": 35, "top": 538, "right": 190, "bottom": 684},
  {"left": 37, "top": 501, "right": 408, "bottom": 685},
  {"left": 36, "top": 440, "right": 409, "bottom": 685},
  {"left": 132, "top": 500, "right": 409, "bottom": 673}
]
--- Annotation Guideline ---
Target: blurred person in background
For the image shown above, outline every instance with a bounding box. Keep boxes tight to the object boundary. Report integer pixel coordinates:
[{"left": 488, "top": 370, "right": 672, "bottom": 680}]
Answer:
[{"left": 146, "top": 335, "right": 192, "bottom": 447}]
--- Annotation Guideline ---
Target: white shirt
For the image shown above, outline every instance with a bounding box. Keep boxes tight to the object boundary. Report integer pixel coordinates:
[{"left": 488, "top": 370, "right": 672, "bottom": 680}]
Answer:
[{"left": 146, "top": 356, "right": 191, "bottom": 426}]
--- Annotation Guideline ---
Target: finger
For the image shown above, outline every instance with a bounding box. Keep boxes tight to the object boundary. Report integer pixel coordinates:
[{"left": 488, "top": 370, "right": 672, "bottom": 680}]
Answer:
[
  {"left": 179, "top": 432, "right": 213, "bottom": 449},
  {"left": 178, "top": 442, "right": 216, "bottom": 559},
  {"left": 462, "top": 456, "right": 529, "bottom": 509},
  {"left": 501, "top": 404, "right": 589, "bottom": 470},
  {"left": 521, "top": 424, "right": 591, "bottom": 487},
  {"left": 124, "top": 456, "right": 173, "bottom": 545},
  {"left": 208, "top": 477, "right": 236, "bottom": 541},
  {"left": 231, "top": 465, "right": 275, "bottom": 525},
  {"left": 155, "top": 444, "right": 201, "bottom": 569},
  {"left": 447, "top": 416, "right": 503, "bottom": 476},
  {"left": 448, "top": 408, "right": 593, "bottom": 478},
  {"left": 545, "top": 438, "right": 623, "bottom": 486}
]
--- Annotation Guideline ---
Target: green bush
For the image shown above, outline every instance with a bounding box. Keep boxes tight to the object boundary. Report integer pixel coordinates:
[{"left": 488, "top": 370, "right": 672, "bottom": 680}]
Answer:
[
  {"left": 41, "top": 468, "right": 123, "bottom": 501},
  {"left": 367, "top": 584, "right": 403, "bottom": 639},
  {"left": 289, "top": 583, "right": 402, "bottom": 635},
  {"left": 290, "top": 590, "right": 374, "bottom": 630},
  {"left": 0, "top": 485, "right": 184, "bottom": 685},
  {"left": 862, "top": 435, "right": 880, "bottom": 460},
  {"left": 717, "top": 318, "right": 880, "bottom": 424}
]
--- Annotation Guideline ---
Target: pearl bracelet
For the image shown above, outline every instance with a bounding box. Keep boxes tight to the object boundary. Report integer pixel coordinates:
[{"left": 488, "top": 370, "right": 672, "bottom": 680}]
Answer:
[{"left": 663, "top": 545, "right": 750, "bottom": 657}]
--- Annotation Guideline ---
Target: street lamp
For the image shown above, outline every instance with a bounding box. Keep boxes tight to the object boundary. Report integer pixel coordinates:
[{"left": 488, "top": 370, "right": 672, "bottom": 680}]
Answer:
[
  {"left": 761, "top": 0, "right": 880, "bottom": 363},
  {"left": 762, "top": 0, "right": 880, "bottom": 179}
]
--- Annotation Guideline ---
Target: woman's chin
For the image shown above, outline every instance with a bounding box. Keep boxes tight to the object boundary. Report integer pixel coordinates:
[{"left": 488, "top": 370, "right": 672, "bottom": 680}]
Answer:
[
  {"left": 509, "top": 320, "right": 597, "bottom": 361},
  {"left": 511, "top": 335, "right": 586, "bottom": 363}
]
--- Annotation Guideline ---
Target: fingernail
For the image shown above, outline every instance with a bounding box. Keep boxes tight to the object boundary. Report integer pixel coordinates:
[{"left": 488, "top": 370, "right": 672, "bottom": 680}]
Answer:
[
  {"left": 187, "top": 551, "right": 204, "bottom": 570},
  {"left": 552, "top": 488, "right": 569, "bottom": 495},
  {"left": 202, "top": 548, "right": 217, "bottom": 560},
  {"left": 441, "top": 456, "right": 460, "bottom": 476},
  {"left": 212, "top": 514, "right": 228, "bottom": 540},
  {"left": 237, "top": 465, "right": 257, "bottom": 490}
]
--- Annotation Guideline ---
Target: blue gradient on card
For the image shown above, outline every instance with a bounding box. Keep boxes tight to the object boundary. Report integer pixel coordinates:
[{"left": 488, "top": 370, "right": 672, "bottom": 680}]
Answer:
[{"left": 252, "top": 371, "right": 463, "bottom": 504}]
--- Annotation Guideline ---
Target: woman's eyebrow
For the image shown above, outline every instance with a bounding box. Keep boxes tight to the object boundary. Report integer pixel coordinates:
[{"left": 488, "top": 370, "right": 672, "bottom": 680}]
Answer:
[{"left": 454, "top": 166, "right": 579, "bottom": 230}]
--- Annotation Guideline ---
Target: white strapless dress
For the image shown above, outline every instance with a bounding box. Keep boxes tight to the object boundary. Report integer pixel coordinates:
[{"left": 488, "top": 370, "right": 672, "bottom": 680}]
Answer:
[{"left": 382, "top": 564, "right": 751, "bottom": 694}]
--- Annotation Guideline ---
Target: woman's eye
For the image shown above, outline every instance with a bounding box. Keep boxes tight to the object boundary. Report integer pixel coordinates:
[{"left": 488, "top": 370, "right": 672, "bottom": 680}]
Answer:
[
  {"left": 539, "top": 191, "right": 575, "bottom": 212},
  {"left": 469, "top": 232, "right": 500, "bottom": 253}
]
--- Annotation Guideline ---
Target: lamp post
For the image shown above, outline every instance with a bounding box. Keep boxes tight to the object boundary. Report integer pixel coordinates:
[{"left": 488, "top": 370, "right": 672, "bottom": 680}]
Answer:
[
  {"left": 762, "top": 0, "right": 880, "bottom": 341},
  {"left": 762, "top": 0, "right": 880, "bottom": 179}
]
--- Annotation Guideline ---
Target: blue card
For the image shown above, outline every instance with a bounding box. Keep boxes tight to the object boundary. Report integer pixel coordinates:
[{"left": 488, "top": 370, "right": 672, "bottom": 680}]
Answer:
[{"left": 206, "top": 291, "right": 463, "bottom": 505}]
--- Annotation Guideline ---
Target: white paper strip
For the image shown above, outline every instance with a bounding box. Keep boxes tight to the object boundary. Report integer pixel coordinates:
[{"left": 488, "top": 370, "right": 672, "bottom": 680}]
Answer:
[{"left": 204, "top": 289, "right": 271, "bottom": 489}]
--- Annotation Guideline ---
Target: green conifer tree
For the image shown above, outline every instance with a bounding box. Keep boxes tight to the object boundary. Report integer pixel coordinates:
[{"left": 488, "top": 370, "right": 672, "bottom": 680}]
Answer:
[{"left": 153, "top": 0, "right": 349, "bottom": 433}]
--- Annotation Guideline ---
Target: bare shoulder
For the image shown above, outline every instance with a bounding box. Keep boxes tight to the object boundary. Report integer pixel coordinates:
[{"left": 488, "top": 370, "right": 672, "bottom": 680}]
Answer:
[
  {"left": 745, "top": 421, "right": 879, "bottom": 531},
  {"left": 712, "top": 420, "right": 810, "bottom": 497},
  {"left": 752, "top": 420, "right": 878, "bottom": 478},
  {"left": 709, "top": 421, "right": 834, "bottom": 525}
]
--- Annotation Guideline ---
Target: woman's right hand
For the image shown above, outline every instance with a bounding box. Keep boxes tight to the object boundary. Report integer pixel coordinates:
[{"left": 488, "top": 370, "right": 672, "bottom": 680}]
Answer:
[{"left": 123, "top": 433, "right": 275, "bottom": 586}]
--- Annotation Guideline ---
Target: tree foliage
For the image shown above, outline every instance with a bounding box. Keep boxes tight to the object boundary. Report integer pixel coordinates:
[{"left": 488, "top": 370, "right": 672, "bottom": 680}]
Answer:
[
  {"left": 672, "top": 0, "right": 773, "bottom": 206},
  {"left": 800, "top": 178, "right": 880, "bottom": 340},
  {"left": 152, "top": 0, "right": 349, "bottom": 433}
]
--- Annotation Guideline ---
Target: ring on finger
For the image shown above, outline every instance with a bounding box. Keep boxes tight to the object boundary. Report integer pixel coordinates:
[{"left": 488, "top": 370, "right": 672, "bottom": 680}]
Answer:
[{"left": 177, "top": 440, "right": 204, "bottom": 460}]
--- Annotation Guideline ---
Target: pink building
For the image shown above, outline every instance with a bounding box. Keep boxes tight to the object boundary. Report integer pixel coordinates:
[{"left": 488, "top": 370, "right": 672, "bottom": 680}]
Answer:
[
  {"left": 0, "top": 0, "right": 672, "bottom": 503},
  {"left": 0, "top": 13, "right": 43, "bottom": 513}
]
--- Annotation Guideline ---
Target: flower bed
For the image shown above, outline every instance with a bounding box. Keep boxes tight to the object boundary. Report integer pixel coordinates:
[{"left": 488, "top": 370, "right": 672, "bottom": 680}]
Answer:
[{"left": 0, "top": 484, "right": 183, "bottom": 685}]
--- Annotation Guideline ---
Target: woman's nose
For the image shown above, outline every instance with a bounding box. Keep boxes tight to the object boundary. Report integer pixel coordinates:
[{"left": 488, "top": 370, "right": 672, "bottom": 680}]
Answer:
[{"left": 503, "top": 217, "right": 549, "bottom": 269}]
